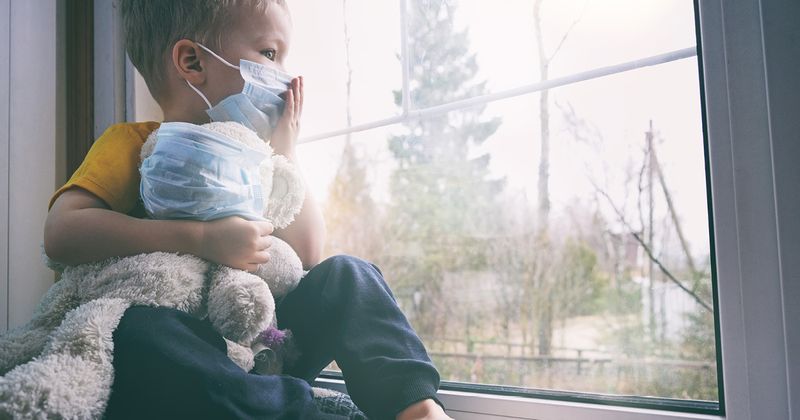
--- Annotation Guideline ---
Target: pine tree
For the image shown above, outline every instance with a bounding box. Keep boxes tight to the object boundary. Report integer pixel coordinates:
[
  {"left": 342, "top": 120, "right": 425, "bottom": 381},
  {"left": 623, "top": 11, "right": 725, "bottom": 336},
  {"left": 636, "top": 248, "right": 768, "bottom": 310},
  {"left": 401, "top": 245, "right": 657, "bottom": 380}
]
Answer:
[{"left": 381, "top": 0, "right": 504, "bottom": 338}]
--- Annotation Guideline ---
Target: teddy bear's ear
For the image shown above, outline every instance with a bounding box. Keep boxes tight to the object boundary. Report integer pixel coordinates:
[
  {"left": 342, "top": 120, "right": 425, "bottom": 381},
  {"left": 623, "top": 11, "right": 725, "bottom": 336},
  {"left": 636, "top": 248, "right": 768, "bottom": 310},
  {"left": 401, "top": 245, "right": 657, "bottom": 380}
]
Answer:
[
  {"left": 139, "top": 129, "right": 160, "bottom": 165},
  {"left": 264, "top": 155, "right": 305, "bottom": 229}
]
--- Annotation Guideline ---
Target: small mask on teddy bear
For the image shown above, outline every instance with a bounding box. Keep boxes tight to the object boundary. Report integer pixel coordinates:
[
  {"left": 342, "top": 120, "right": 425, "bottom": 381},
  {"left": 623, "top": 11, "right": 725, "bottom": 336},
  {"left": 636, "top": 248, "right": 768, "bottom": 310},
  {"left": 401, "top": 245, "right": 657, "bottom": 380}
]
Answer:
[{"left": 140, "top": 121, "right": 304, "bottom": 227}]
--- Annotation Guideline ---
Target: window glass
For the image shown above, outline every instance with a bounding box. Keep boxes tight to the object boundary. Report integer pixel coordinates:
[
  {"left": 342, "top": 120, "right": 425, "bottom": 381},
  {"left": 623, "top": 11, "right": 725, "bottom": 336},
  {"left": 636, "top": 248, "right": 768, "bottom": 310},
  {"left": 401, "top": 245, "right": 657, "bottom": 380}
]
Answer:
[
  {"left": 409, "top": 0, "right": 697, "bottom": 108},
  {"left": 289, "top": 0, "right": 402, "bottom": 135},
  {"left": 296, "top": 0, "right": 717, "bottom": 402}
]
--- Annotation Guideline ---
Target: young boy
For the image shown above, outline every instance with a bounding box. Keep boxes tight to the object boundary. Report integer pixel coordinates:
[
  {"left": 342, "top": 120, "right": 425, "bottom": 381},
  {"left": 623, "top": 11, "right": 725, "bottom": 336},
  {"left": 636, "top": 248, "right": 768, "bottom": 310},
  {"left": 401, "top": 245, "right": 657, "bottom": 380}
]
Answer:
[{"left": 44, "top": 1, "right": 452, "bottom": 419}]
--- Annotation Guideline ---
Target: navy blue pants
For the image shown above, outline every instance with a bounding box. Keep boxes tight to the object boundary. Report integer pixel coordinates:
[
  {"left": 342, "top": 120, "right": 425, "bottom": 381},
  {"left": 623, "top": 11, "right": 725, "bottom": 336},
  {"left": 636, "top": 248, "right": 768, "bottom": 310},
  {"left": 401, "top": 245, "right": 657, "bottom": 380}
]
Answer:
[{"left": 104, "top": 255, "right": 441, "bottom": 420}]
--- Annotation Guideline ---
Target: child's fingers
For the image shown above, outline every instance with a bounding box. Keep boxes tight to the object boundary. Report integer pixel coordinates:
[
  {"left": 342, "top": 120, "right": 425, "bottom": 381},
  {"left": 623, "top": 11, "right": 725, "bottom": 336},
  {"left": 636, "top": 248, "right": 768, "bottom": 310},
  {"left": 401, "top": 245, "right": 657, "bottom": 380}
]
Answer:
[
  {"left": 251, "top": 251, "right": 270, "bottom": 265},
  {"left": 255, "top": 221, "right": 274, "bottom": 236},
  {"left": 283, "top": 88, "right": 295, "bottom": 121},
  {"left": 256, "top": 236, "right": 271, "bottom": 251},
  {"left": 298, "top": 76, "right": 304, "bottom": 118},
  {"left": 292, "top": 78, "right": 301, "bottom": 119},
  {"left": 246, "top": 260, "right": 265, "bottom": 273},
  {"left": 286, "top": 77, "right": 297, "bottom": 120}
]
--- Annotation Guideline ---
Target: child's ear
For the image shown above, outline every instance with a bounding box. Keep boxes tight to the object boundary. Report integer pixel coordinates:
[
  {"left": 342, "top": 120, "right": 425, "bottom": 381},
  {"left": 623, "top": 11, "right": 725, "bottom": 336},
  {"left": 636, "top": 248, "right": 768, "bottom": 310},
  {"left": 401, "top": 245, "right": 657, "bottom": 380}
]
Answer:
[{"left": 172, "top": 39, "right": 206, "bottom": 85}]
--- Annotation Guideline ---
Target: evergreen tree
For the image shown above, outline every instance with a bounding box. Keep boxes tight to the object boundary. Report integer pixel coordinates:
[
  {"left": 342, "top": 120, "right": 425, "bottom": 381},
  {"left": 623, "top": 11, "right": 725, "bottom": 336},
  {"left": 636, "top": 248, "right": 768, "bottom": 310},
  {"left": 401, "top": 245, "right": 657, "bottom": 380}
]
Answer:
[{"left": 381, "top": 0, "right": 504, "bottom": 338}]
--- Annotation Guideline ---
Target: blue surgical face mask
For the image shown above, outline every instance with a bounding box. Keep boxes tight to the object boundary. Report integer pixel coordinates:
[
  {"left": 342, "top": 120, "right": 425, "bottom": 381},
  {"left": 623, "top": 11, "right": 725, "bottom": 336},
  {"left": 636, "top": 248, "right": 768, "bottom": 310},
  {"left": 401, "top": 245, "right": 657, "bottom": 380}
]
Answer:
[
  {"left": 140, "top": 122, "right": 268, "bottom": 221},
  {"left": 185, "top": 43, "right": 294, "bottom": 140}
]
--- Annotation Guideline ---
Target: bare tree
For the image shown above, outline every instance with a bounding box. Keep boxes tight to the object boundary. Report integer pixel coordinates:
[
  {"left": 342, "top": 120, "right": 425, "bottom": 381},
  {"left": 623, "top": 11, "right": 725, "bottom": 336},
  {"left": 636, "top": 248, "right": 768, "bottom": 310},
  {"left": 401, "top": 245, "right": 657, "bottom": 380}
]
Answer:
[
  {"left": 575, "top": 118, "right": 714, "bottom": 313},
  {"left": 324, "top": 0, "right": 381, "bottom": 260},
  {"left": 561, "top": 105, "right": 712, "bottom": 341},
  {"left": 593, "top": 184, "right": 712, "bottom": 312},
  {"left": 529, "top": 0, "right": 586, "bottom": 356}
]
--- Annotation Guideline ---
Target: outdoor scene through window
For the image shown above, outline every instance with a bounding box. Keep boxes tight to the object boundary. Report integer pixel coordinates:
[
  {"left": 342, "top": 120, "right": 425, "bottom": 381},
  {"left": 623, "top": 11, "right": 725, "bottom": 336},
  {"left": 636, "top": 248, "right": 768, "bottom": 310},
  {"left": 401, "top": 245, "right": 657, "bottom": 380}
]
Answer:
[{"left": 289, "top": 0, "right": 716, "bottom": 402}]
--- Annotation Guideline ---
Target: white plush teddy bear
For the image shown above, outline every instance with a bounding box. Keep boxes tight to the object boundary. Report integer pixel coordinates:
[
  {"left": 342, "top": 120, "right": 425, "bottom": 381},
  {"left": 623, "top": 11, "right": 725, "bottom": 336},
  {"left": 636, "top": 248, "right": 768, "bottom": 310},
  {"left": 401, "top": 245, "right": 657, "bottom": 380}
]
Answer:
[
  {"left": 138, "top": 120, "right": 307, "bottom": 372},
  {"left": 0, "top": 122, "right": 306, "bottom": 383}
]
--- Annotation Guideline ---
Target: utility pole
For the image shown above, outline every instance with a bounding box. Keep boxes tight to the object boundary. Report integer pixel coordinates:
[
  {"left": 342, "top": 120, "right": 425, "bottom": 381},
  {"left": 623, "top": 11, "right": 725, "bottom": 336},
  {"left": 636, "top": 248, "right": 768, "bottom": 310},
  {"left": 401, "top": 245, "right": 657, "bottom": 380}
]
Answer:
[{"left": 647, "top": 120, "right": 657, "bottom": 343}]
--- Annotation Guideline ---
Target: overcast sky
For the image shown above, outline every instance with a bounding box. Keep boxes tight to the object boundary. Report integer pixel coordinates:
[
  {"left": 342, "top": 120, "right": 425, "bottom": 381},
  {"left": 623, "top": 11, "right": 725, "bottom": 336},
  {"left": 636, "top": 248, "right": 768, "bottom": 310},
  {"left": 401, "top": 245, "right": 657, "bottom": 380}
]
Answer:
[{"left": 282, "top": 0, "right": 709, "bottom": 258}]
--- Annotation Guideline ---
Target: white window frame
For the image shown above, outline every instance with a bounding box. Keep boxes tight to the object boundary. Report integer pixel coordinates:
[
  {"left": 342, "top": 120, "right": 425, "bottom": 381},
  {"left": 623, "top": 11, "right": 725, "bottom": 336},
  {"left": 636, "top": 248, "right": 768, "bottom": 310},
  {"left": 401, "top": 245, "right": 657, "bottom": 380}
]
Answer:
[
  {"left": 699, "top": 0, "right": 797, "bottom": 419},
  {"left": 108, "top": 0, "right": 798, "bottom": 417},
  {"left": 0, "top": 0, "right": 10, "bottom": 333}
]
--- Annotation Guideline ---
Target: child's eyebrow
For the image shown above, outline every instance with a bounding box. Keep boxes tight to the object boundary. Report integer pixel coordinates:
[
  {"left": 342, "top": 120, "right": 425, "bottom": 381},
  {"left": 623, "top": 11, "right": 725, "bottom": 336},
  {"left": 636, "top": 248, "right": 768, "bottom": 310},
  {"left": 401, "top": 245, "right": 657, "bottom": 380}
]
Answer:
[{"left": 255, "top": 35, "right": 287, "bottom": 50}]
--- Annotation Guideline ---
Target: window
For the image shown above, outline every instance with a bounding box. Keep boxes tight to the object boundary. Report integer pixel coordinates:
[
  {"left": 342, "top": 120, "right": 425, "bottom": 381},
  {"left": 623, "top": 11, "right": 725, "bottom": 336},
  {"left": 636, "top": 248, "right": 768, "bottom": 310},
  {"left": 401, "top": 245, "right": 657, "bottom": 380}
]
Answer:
[
  {"left": 289, "top": 0, "right": 718, "bottom": 413},
  {"left": 124, "top": 0, "right": 799, "bottom": 418}
]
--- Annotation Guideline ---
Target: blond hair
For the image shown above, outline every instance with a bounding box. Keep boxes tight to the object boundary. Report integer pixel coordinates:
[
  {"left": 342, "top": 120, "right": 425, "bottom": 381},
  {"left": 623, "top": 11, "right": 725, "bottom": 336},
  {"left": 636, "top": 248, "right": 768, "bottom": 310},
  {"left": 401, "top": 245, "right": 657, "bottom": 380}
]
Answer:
[{"left": 120, "top": 0, "right": 284, "bottom": 101}]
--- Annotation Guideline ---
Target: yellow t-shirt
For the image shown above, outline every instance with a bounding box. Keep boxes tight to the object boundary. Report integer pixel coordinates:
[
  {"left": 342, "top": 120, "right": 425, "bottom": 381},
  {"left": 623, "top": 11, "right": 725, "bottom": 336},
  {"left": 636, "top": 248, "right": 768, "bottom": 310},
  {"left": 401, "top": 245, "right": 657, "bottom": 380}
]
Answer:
[{"left": 49, "top": 121, "right": 161, "bottom": 215}]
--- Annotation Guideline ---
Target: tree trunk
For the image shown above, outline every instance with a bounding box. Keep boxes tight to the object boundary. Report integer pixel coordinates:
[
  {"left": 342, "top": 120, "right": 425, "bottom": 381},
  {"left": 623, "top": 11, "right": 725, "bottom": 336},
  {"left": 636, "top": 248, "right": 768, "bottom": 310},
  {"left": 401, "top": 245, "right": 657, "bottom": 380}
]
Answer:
[{"left": 533, "top": 0, "right": 553, "bottom": 356}]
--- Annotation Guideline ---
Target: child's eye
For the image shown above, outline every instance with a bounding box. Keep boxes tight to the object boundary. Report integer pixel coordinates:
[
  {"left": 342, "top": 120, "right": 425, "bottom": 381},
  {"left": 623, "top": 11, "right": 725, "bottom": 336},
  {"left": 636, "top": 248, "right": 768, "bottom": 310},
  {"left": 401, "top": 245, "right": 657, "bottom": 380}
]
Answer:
[{"left": 261, "top": 49, "right": 277, "bottom": 61}]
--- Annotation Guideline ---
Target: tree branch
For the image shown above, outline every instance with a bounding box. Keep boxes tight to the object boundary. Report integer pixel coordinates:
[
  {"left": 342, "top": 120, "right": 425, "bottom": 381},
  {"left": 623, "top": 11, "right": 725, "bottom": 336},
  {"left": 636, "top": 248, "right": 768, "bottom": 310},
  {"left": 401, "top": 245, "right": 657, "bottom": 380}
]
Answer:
[
  {"left": 592, "top": 182, "right": 713, "bottom": 312},
  {"left": 652, "top": 147, "right": 699, "bottom": 275},
  {"left": 547, "top": 0, "right": 588, "bottom": 64}
]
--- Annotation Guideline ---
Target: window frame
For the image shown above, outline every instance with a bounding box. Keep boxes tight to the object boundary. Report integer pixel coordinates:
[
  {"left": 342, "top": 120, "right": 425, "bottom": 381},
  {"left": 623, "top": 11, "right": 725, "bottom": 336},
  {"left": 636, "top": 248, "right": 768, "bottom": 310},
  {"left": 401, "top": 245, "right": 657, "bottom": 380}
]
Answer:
[
  {"left": 65, "top": 0, "right": 95, "bottom": 180},
  {"left": 315, "top": 377, "right": 723, "bottom": 420},
  {"left": 698, "top": 0, "right": 797, "bottom": 419},
  {"left": 0, "top": 0, "right": 10, "bottom": 333}
]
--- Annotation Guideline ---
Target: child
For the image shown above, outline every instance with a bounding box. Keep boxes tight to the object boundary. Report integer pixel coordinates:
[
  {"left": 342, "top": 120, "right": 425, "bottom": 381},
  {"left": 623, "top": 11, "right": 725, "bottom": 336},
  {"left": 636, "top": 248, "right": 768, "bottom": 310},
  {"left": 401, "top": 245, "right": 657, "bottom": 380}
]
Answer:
[{"left": 44, "top": 1, "right": 452, "bottom": 419}]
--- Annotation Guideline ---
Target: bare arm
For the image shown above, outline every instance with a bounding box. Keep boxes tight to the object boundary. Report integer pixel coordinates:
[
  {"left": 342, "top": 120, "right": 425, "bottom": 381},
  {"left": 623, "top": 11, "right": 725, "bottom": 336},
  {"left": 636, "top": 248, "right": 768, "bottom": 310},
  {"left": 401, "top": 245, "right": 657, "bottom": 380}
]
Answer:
[
  {"left": 44, "top": 188, "right": 274, "bottom": 271},
  {"left": 270, "top": 75, "right": 327, "bottom": 269},
  {"left": 272, "top": 161, "right": 327, "bottom": 270}
]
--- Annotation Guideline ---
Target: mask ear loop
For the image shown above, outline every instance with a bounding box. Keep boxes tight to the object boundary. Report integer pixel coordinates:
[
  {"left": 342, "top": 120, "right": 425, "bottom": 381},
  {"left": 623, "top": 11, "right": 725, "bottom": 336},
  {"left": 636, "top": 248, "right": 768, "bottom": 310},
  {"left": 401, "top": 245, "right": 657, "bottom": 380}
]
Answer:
[
  {"left": 186, "top": 42, "right": 243, "bottom": 110},
  {"left": 197, "top": 43, "right": 241, "bottom": 70},
  {"left": 186, "top": 80, "right": 213, "bottom": 110}
]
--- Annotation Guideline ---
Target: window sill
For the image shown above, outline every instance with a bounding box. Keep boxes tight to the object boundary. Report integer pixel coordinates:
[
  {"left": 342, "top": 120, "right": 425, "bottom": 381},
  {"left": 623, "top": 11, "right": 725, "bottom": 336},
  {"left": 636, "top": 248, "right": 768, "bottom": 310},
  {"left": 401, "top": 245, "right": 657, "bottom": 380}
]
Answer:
[{"left": 313, "top": 377, "right": 723, "bottom": 420}]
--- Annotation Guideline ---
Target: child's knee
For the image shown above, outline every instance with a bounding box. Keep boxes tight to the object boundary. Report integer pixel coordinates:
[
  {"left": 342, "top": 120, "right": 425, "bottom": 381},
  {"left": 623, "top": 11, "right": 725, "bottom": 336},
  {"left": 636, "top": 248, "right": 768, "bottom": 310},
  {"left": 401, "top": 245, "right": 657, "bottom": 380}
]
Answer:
[
  {"left": 320, "top": 254, "right": 377, "bottom": 274},
  {"left": 317, "top": 255, "right": 389, "bottom": 291}
]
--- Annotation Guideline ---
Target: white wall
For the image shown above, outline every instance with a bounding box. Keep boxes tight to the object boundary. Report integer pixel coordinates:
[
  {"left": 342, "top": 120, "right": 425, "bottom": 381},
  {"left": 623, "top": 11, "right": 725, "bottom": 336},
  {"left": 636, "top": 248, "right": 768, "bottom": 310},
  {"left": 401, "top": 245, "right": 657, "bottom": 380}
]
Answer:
[
  {"left": 0, "top": 1, "right": 61, "bottom": 331},
  {"left": 128, "top": 63, "right": 163, "bottom": 123}
]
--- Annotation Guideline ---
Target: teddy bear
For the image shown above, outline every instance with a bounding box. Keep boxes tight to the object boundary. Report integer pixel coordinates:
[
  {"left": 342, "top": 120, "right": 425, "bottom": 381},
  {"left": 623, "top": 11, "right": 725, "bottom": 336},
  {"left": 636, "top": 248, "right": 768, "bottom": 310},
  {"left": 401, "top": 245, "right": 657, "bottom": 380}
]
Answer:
[
  {"left": 137, "top": 120, "right": 308, "bottom": 373},
  {"left": 0, "top": 121, "right": 306, "bottom": 386}
]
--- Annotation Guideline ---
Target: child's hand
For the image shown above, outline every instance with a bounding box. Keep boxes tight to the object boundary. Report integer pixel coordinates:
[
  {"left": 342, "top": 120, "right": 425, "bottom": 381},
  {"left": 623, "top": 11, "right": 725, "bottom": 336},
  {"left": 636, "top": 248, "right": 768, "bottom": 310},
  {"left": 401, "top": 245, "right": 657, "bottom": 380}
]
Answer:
[
  {"left": 271, "top": 76, "right": 304, "bottom": 158},
  {"left": 197, "top": 216, "right": 274, "bottom": 272}
]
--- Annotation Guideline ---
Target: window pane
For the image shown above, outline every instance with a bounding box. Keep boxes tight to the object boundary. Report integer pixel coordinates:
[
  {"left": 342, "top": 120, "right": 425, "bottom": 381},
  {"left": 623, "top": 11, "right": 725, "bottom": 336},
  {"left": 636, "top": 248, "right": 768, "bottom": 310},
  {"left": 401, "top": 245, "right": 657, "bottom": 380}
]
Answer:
[
  {"left": 289, "top": 0, "right": 402, "bottom": 136},
  {"left": 300, "top": 53, "right": 716, "bottom": 404},
  {"left": 409, "top": 0, "right": 697, "bottom": 108},
  {"left": 295, "top": 0, "right": 716, "bottom": 405}
]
